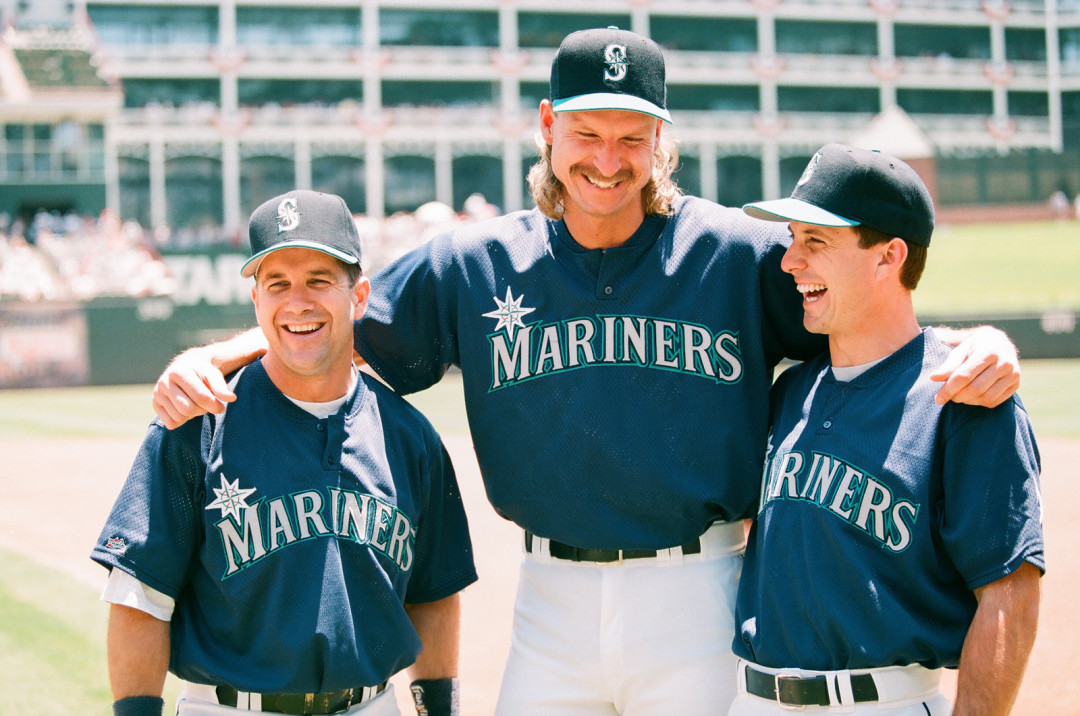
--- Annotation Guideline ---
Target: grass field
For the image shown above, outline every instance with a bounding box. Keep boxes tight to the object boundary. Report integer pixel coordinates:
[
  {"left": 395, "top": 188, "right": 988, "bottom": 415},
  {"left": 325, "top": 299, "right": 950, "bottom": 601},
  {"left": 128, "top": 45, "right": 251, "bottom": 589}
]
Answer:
[{"left": 915, "top": 220, "right": 1080, "bottom": 314}]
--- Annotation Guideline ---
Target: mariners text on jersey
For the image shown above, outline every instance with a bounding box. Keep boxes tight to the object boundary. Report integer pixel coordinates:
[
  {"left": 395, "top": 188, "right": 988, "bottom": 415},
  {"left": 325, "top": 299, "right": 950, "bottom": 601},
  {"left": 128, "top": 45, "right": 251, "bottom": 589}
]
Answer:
[
  {"left": 488, "top": 312, "right": 744, "bottom": 390},
  {"left": 760, "top": 449, "right": 920, "bottom": 553},
  {"left": 214, "top": 485, "right": 416, "bottom": 578}
]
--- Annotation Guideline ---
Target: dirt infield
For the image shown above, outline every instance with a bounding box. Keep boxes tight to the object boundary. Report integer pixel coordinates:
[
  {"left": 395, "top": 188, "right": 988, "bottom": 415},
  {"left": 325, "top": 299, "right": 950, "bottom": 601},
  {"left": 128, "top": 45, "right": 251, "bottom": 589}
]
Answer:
[{"left": 0, "top": 433, "right": 1074, "bottom": 714}]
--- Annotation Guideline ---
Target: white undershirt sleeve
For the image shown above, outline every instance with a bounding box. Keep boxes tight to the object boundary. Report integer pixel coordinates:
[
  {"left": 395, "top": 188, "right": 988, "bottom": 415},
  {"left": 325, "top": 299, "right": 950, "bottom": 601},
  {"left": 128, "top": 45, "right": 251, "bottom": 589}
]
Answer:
[{"left": 100, "top": 568, "right": 176, "bottom": 621}]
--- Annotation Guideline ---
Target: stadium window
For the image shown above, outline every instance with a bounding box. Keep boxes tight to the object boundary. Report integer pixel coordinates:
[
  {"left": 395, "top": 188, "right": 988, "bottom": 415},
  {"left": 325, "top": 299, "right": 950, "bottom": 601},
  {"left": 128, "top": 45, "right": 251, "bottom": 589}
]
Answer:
[
  {"left": 1005, "top": 28, "right": 1047, "bottom": 63},
  {"left": 238, "top": 80, "right": 363, "bottom": 108},
  {"left": 313, "top": 156, "right": 366, "bottom": 216},
  {"left": 894, "top": 23, "right": 990, "bottom": 60},
  {"left": 517, "top": 12, "right": 631, "bottom": 49},
  {"left": 1009, "top": 91, "right": 1050, "bottom": 117},
  {"left": 781, "top": 154, "right": 815, "bottom": 196},
  {"left": 86, "top": 4, "right": 218, "bottom": 46},
  {"left": 520, "top": 82, "right": 549, "bottom": 111},
  {"left": 897, "top": 88, "right": 992, "bottom": 115},
  {"left": 384, "top": 155, "right": 436, "bottom": 214},
  {"left": 381, "top": 80, "right": 495, "bottom": 108},
  {"left": 673, "top": 155, "right": 701, "bottom": 200},
  {"left": 380, "top": 10, "right": 498, "bottom": 47},
  {"left": 1060, "top": 28, "right": 1080, "bottom": 66},
  {"left": 240, "top": 155, "right": 295, "bottom": 218},
  {"left": 717, "top": 156, "right": 763, "bottom": 209},
  {"left": 236, "top": 7, "right": 361, "bottom": 47},
  {"left": 775, "top": 20, "right": 877, "bottom": 56},
  {"left": 668, "top": 84, "right": 758, "bottom": 112},
  {"left": 452, "top": 156, "right": 503, "bottom": 213},
  {"left": 167, "top": 155, "right": 224, "bottom": 229},
  {"left": 123, "top": 79, "right": 220, "bottom": 109},
  {"left": 778, "top": 86, "right": 879, "bottom": 114},
  {"left": 651, "top": 15, "right": 756, "bottom": 53}
]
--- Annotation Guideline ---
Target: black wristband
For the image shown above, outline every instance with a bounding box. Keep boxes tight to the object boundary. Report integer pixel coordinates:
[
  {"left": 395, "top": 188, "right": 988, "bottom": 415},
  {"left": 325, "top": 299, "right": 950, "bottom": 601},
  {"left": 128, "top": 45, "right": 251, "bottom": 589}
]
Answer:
[
  {"left": 112, "top": 696, "right": 164, "bottom": 716},
  {"left": 409, "top": 677, "right": 459, "bottom": 716}
]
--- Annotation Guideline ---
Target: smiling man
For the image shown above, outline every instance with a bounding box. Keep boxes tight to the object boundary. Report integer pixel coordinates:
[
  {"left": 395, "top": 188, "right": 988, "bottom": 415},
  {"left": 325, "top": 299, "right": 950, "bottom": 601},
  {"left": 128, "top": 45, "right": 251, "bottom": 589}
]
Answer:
[
  {"left": 91, "top": 190, "right": 476, "bottom": 716},
  {"left": 733, "top": 145, "right": 1044, "bottom": 715}
]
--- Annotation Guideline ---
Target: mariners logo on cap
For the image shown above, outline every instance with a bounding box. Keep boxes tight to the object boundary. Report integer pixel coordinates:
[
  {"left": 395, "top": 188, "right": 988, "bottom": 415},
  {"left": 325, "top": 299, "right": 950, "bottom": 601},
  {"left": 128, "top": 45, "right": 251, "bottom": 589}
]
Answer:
[
  {"left": 604, "top": 43, "right": 628, "bottom": 82},
  {"left": 277, "top": 197, "right": 300, "bottom": 234},
  {"left": 797, "top": 151, "right": 823, "bottom": 187}
]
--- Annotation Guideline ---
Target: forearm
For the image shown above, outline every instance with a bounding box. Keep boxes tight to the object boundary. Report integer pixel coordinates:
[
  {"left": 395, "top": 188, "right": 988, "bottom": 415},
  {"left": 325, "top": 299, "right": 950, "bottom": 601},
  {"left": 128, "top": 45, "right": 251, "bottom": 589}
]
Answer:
[
  {"left": 107, "top": 604, "right": 171, "bottom": 699},
  {"left": 197, "top": 327, "right": 267, "bottom": 375},
  {"left": 953, "top": 563, "right": 1041, "bottom": 716},
  {"left": 405, "top": 593, "right": 461, "bottom": 679}
]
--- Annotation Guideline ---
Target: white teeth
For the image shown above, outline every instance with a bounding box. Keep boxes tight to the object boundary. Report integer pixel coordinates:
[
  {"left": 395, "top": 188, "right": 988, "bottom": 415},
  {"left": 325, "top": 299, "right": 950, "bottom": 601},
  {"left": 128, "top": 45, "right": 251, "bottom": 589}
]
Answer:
[
  {"left": 796, "top": 283, "right": 826, "bottom": 294},
  {"left": 284, "top": 323, "right": 320, "bottom": 334},
  {"left": 585, "top": 176, "right": 618, "bottom": 189}
]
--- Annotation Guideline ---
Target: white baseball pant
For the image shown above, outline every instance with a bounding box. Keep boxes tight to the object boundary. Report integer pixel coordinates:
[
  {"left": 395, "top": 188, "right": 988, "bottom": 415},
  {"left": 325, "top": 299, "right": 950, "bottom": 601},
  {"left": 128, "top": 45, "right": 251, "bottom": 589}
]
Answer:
[{"left": 495, "top": 522, "right": 746, "bottom": 715}]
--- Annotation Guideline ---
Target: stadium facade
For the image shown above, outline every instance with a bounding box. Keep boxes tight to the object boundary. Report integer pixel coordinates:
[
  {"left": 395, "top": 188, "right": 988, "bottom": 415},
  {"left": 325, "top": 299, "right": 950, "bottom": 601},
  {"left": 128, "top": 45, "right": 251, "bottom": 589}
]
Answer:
[{"left": 1, "top": 0, "right": 1079, "bottom": 233}]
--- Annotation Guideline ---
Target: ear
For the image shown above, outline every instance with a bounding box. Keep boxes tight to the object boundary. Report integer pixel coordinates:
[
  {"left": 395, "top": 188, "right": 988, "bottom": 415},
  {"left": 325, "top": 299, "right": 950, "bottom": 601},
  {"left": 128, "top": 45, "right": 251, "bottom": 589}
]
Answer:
[
  {"left": 352, "top": 275, "right": 371, "bottom": 318},
  {"left": 877, "top": 237, "right": 909, "bottom": 279},
  {"left": 539, "top": 99, "right": 556, "bottom": 146}
]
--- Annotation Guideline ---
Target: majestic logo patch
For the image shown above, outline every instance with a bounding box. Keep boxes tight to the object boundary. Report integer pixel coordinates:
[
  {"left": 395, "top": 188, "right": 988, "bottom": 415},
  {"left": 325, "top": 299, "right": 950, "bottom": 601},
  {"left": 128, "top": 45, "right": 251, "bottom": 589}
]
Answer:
[
  {"left": 276, "top": 197, "right": 300, "bottom": 233},
  {"left": 206, "top": 474, "right": 257, "bottom": 522},
  {"left": 604, "top": 43, "right": 628, "bottom": 82},
  {"left": 482, "top": 287, "right": 536, "bottom": 336},
  {"left": 105, "top": 536, "right": 127, "bottom": 551}
]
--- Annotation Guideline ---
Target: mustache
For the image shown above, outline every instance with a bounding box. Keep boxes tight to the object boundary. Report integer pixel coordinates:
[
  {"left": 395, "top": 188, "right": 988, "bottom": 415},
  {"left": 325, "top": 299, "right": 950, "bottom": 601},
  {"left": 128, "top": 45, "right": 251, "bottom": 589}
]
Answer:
[{"left": 570, "top": 165, "right": 635, "bottom": 185}]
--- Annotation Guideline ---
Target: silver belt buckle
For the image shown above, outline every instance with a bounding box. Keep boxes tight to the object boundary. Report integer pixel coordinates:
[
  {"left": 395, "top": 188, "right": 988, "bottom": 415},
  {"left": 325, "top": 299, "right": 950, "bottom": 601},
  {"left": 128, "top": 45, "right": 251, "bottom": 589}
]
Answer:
[{"left": 774, "top": 672, "right": 804, "bottom": 711}]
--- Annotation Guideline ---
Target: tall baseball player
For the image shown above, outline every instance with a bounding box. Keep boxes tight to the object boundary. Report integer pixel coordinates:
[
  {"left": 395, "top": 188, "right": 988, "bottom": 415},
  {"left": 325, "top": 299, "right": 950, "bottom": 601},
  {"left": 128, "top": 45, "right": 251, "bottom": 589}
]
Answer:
[
  {"left": 150, "top": 30, "right": 1023, "bottom": 715},
  {"left": 92, "top": 190, "right": 477, "bottom": 716},
  {"left": 732, "top": 145, "right": 1044, "bottom": 715}
]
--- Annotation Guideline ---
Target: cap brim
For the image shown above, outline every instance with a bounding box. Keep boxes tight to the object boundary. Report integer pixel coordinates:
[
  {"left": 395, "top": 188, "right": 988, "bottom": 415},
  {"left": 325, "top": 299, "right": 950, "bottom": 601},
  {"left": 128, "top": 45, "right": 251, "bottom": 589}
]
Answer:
[
  {"left": 742, "top": 198, "right": 860, "bottom": 228},
  {"left": 242, "top": 241, "right": 360, "bottom": 278},
  {"left": 552, "top": 93, "right": 673, "bottom": 124}
]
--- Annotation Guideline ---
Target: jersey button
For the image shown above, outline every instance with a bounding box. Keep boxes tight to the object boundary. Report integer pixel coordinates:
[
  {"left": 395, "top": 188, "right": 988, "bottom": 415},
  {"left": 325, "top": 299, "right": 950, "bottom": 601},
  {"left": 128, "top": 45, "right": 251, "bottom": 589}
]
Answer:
[
  {"left": 327, "top": 456, "right": 335, "bottom": 465},
  {"left": 823, "top": 420, "right": 833, "bottom": 429},
  {"left": 316, "top": 424, "right": 325, "bottom": 432},
  {"left": 604, "top": 286, "right": 613, "bottom": 295}
]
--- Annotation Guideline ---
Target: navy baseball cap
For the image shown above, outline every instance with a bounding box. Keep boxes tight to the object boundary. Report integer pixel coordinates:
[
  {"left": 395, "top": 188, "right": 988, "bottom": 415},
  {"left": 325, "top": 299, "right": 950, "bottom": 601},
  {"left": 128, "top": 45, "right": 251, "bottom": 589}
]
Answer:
[
  {"left": 550, "top": 27, "right": 672, "bottom": 124},
  {"left": 742, "top": 144, "right": 935, "bottom": 246},
  {"left": 242, "top": 190, "right": 362, "bottom": 278}
]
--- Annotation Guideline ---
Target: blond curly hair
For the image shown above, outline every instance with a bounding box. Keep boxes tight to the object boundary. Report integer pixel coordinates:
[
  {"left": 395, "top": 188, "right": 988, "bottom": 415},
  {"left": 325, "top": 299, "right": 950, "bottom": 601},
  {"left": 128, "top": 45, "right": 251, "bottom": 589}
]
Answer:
[{"left": 526, "top": 129, "right": 682, "bottom": 220}]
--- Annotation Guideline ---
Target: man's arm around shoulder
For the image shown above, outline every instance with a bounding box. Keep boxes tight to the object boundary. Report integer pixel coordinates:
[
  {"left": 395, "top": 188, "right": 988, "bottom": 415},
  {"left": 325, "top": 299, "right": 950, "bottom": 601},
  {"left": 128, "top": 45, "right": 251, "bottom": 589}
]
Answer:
[{"left": 953, "top": 561, "right": 1041, "bottom": 716}]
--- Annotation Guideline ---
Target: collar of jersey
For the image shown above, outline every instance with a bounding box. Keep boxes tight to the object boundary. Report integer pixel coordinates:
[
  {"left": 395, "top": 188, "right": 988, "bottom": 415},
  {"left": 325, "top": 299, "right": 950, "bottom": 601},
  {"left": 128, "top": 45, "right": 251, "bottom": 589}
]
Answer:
[
  {"left": 550, "top": 213, "right": 668, "bottom": 256},
  {"left": 821, "top": 329, "right": 930, "bottom": 388}
]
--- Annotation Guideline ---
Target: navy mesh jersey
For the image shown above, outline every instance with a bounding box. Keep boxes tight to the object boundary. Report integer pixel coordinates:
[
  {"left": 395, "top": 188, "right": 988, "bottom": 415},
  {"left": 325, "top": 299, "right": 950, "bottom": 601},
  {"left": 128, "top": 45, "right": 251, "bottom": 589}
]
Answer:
[
  {"left": 356, "top": 197, "right": 825, "bottom": 549},
  {"left": 92, "top": 361, "right": 477, "bottom": 693},
  {"left": 734, "top": 330, "right": 1044, "bottom": 670}
]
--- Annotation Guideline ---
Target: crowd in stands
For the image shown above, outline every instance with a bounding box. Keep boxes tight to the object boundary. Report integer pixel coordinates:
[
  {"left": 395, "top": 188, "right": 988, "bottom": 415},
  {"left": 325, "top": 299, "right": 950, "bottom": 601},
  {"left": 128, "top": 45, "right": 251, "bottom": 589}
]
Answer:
[{"left": 0, "top": 192, "right": 500, "bottom": 302}]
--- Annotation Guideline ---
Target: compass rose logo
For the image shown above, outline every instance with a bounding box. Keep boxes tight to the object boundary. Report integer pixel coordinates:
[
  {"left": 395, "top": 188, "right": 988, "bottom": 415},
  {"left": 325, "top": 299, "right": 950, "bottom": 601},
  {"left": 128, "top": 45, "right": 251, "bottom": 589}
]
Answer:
[
  {"left": 482, "top": 287, "right": 536, "bottom": 336},
  {"left": 205, "top": 474, "right": 257, "bottom": 523}
]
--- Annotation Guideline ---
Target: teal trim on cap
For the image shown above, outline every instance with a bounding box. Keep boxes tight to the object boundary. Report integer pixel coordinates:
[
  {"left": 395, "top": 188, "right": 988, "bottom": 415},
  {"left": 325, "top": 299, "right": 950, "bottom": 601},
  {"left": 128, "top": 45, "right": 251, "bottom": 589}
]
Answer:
[
  {"left": 241, "top": 240, "right": 360, "bottom": 278},
  {"left": 552, "top": 92, "right": 672, "bottom": 123},
  {"left": 742, "top": 197, "right": 860, "bottom": 228}
]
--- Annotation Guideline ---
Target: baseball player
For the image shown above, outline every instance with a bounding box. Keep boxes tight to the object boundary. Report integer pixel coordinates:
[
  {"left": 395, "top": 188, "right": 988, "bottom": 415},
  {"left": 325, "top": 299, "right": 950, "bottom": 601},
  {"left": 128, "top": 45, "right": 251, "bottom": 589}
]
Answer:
[
  {"left": 92, "top": 190, "right": 477, "bottom": 716},
  {"left": 732, "top": 145, "right": 1044, "bottom": 715},
  {"left": 150, "top": 30, "right": 1023, "bottom": 715}
]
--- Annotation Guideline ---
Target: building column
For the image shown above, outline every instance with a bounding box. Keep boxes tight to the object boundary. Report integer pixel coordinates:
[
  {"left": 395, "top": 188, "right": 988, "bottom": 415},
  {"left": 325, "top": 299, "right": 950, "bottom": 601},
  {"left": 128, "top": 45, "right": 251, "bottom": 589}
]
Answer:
[
  {"left": 503, "top": 138, "right": 523, "bottom": 213},
  {"left": 699, "top": 143, "right": 718, "bottom": 203},
  {"left": 630, "top": 3, "right": 650, "bottom": 37},
  {"left": 149, "top": 136, "right": 166, "bottom": 228},
  {"left": 762, "top": 142, "right": 780, "bottom": 201},
  {"left": 755, "top": 11, "right": 779, "bottom": 117},
  {"left": 295, "top": 135, "right": 311, "bottom": 190},
  {"left": 875, "top": 12, "right": 898, "bottom": 109},
  {"left": 989, "top": 17, "right": 1009, "bottom": 122},
  {"left": 103, "top": 123, "right": 120, "bottom": 217},
  {"left": 222, "top": 136, "right": 240, "bottom": 231},
  {"left": 365, "top": 137, "right": 385, "bottom": 218},
  {"left": 1046, "top": 0, "right": 1063, "bottom": 152},
  {"left": 435, "top": 142, "right": 453, "bottom": 207}
]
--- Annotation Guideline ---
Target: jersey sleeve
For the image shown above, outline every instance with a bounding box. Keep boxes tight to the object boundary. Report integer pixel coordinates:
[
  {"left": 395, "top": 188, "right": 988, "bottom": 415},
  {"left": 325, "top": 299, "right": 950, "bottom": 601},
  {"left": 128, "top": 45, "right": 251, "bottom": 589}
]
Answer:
[
  {"left": 937, "top": 397, "right": 1045, "bottom": 591},
  {"left": 404, "top": 434, "right": 478, "bottom": 605},
  {"left": 90, "top": 420, "right": 206, "bottom": 599},
  {"left": 354, "top": 234, "right": 460, "bottom": 395},
  {"left": 757, "top": 224, "right": 827, "bottom": 366}
]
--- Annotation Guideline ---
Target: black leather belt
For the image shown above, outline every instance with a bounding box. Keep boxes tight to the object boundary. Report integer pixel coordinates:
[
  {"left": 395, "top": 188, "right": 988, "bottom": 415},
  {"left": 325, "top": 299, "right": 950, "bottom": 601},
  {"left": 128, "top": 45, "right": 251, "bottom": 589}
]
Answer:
[
  {"left": 525, "top": 531, "right": 701, "bottom": 562},
  {"left": 215, "top": 683, "right": 387, "bottom": 714},
  {"left": 745, "top": 665, "right": 879, "bottom": 706}
]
